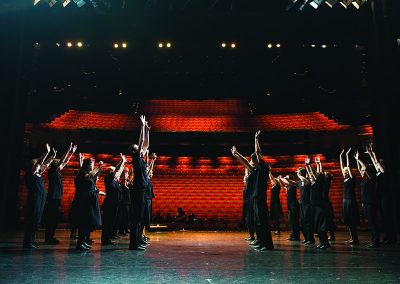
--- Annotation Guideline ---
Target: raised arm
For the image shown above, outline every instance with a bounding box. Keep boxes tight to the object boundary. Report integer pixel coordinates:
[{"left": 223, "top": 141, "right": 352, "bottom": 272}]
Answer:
[
  {"left": 33, "top": 143, "right": 51, "bottom": 172},
  {"left": 254, "top": 130, "right": 262, "bottom": 162},
  {"left": 114, "top": 154, "right": 127, "bottom": 180},
  {"left": 147, "top": 153, "right": 157, "bottom": 175},
  {"left": 138, "top": 115, "right": 146, "bottom": 153},
  {"left": 305, "top": 157, "right": 316, "bottom": 182},
  {"left": 79, "top": 153, "right": 84, "bottom": 168},
  {"left": 143, "top": 120, "right": 150, "bottom": 154},
  {"left": 315, "top": 156, "right": 322, "bottom": 174},
  {"left": 90, "top": 161, "right": 104, "bottom": 180},
  {"left": 268, "top": 164, "right": 277, "bottom": 187},
  {"left": 367, "top": 144, "right": 385, "bottom": 173},
  {"left": 41, "top": 148, "right": 57, "bottom": 173},
  {"left": 279, "top": 175, "right": 297, "bottom": 187},
  {"left": 345, "top": 148, "right": 351, "bottom": 168},
  {"left": 59, "top": 143, "right": 77, "bottom": 171},
  {"left": 339, "top": 149, "right": 345, "bottom": 174},
  {"left": 231, "top": 146, "right": 253, "bottom": 172}
]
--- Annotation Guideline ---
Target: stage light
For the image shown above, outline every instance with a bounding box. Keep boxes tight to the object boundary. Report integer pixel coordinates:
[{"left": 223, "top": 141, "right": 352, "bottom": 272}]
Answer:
[
  {"left": 56, "top": 43, "right": 61, "bottom": 47},
  {"left": 46, "top": 0, "right": 57, "bottom": 7},
  {"left": 276, "top": 43, "right": 281, "bottom": 48},
  {"left": 158, "top": 43, "right": 163, "bottom": 48},
  {"left": 122, "top": 42, "right": 127, "bottom": 48},
  {"left": 166, "top": 42, "right": 172, "bottom": 48},
  {"left": 311, "top": 44, "right": 316, "bottom": 47},
  {"left": 231, "top": 43, "right": 236, "bottom": 48},
  {"left": 339, "top": 0, "right": 352, "bottom": 8},
  {"left": 33, "top": 0, "right": 41, "bottom": 5},
  {"left": 73, "top": 0, "right": 86, "bottom": 7},
  {"left": 325, "top": 0, "right": 338, "bottom": 7},
  {"left": 76, "top": 42, "right": 83, "bottom": 48},
  {"left": 310, "top": 0, "right": 324, "bottom": 8},
  {"left": 62, "top": 0, "right": 71, "bottom": 7},
  {"left": 221, "top": 43, "right": 227, "bottom": 48},
  {"left": 67, "top": 42, "right": 73, "bottom": 48},
  {"left": 267, "top": 43, "right": 273, "bottom": 48},
  {"left": 322, "top": 44, "right": 327, "bottom": 48},
  {"left": 352, "top": 0, "right": 367, "bottom": 9},
  {"left": 114, "top": 43, "right": 119, "bottom": 48},
  {"left": 299, "top": 0, "right": 309, "bottom": 11}
]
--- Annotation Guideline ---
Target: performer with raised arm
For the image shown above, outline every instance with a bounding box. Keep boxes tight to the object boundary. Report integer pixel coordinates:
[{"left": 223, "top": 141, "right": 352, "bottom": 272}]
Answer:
[
  {"left": 279, "top": 174, "right": 300, "bottom": 241},
  {"left": 269, "top": 166, "right": 283, "bottom": 235},
  {"left": 128, "top": 115, "right": 150, "bottom": 250},
  {"left": 23, "top": 144, "right": 57, "bottom": 249},
  {"left": 143, "top": 152, "right": 157, "bottom": 242},
  {"left": 366, "top": 143, "right": 396, "bottom": 244},
  {"left": 75, "top": 158, "right": 104, "bottom": 250},
  {"left": 340, "top": 148, "right": 359, "bottom": 245},
  {"left": 102, "top": 153, "right": 127, "bottom": 245},
  {"left": 297, "top": 165, "right": 314, "bottom": 245},
  {"left": 355, "top": 150, "right": 379, "bottom": 248},
  {"left": 69, "top": 152, "right": 85, "bottom": 240},
  {"left": 231, "top": 131, "right": 274, "bottom": 251},
  {"left": 45, "top": 143, "right": 77, "bottom": 245}
]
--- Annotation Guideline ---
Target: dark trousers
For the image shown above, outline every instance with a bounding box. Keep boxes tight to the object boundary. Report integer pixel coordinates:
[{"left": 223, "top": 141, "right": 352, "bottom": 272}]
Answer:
[
  {"left": 45, "top": 199, "right": 61, "bottom": 241},
  {"left": 288, "top": 205, "right": 300, "bottom": 239},
  {"left": 300, "top": 203, "right": 314, "bottom": 242},
  {"left": 118, "top": 204, "right": 131, "bottom": 234},
  {"left": 23, "top": 194, "right": 46, "bottom": 245},
  {"left": 363, "top": 203, "right": 380, "bottom": 244},
  {"left": 251, "top": 198, "right": 273, "bottom": 249},
  {"left": 102, "top": 204, "right": 119, "bottom": 242},
  {"left": 246, "top": 201, "right": 255, "bottom": 238},
  {"left": 77, "top": 225, "right": 90, "bottom": 247},
  {"left": 129, "top": 189, "right": 145, "bottom": 248}
]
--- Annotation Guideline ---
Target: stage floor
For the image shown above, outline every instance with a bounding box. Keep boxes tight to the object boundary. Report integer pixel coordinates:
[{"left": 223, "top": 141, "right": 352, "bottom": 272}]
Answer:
[{"left": 0, "top": 230, "right": 399, "bottom": 283}]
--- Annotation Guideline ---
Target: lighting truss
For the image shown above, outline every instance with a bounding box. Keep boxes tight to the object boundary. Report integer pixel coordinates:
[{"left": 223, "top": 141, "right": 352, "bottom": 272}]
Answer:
[
  {"left": 310, "top": 0, "right": 324, "bottom": 9},
  {"left": 352, "top": 0, "right": 367, "bottom": 9},
  {"left": 339, "top": 0, "right": 353, "bottom": 8},
  {"left": 325, "top": 0, "right": 338, "bottom": 7},
  {"left": 73, "top": 0, "right": 86, "bottom": 7}
]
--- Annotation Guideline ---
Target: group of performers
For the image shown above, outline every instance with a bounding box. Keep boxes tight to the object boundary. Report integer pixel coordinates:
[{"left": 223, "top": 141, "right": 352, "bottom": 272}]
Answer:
[
  {"left": 23, "top": 115, "right": 156, "bottom": 250},
  {"left": 23, "top": 116, "right": 396, "bottom": 251},
  {"left": 234, "top": 133, "right": 395, "bottom": 250}
]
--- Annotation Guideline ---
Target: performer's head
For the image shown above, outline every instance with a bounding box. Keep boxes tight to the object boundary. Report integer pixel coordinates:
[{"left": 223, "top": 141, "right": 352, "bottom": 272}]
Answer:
[
  {"left": 250, "top": 152, "right": 259, "bottom": 167},
  {"left": 129, "top": 144, "right": 139, "bottom": 153},
  {"left": 297, "top": 167, "right": 307, "bottom": 177},
  {"left": 107, "top": 166, "right": 116, "bottom": 174},
  {"left": 30, "top": 159, "right": 40, "bottom": 174},
  {"left": 82, "top": 158, "right": 95, "bottom": 172},
  {"left": 361, "top": 164, "right": 374, "bottom": 179},
  {"left": 342, "top": 166, "right": 351, "bottom": 178}
]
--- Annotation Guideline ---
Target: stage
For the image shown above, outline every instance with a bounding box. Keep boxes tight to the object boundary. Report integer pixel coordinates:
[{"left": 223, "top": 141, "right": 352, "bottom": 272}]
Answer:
[{"left": 0, "top": 230, "right": 399, "bottom": 283}]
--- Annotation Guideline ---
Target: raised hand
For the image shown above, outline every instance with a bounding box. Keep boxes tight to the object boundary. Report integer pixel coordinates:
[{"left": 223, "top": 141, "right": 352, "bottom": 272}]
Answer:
[
  {"left": 151, "top": 153, "right": 157, "bottom": 160},
  {"left": 120, "top": 153, "right": 127, "bottom": 162},
  {"left": 315, "top": 156, "right": 321, "bottom": 163},
  {"left": 52, "top": 148, "right": 57, "bottom": 157},
  {"left": 346, "top": 148, "right": 352, "bottom": 155},
  {"left": 255, "top": 130, "right": 261, "bottom": 139},
  {"left": 231, "top": 146, "right": 237, "bottom": 156},
  {"left": 68, "top": 142, "right": 73, "bottom": 152},
  {"left": 46, "top": 143, "right": 51, "bottom": 153},
  {"left": 305, "top": 157, "right": 311, "bottom": 165},
  {"left": 354, "top": 151, "right": 359, "bottom": 160},
  {"left": 145, "top": 121, "right": 151, "bottom": 130},
  {"left": 72, "top": 144, "right": 77, "bottom": 153},
  {"left": 340, "top": 149, "right": 345, "bottom": 155},
  {"left": 140, "top": 115, "right": 146, "bottom": 125}
]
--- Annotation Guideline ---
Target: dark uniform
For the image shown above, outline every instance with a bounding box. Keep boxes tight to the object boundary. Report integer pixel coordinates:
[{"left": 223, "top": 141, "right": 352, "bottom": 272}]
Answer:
[
  {"left": 23, "top": 170, "right": 47, "bottom": 247},
  {"left": 45, "top": 166, "right": 63, "bottom": 242},
  {"left": 286, "top": 185, "right": 300, "bottom": 240},
  {"left": 343, "top": 177, "right": 359, "bottom": 242},
  {"left": 249, "top": 160, "right": 273, "bottom": 250},
  {"left": 360, "top": 174, "right": 379, "bottom": 245},
  {"left": 129, "top": 151, "right": 149, "bottom": 249},
  {"left": 299, "top": 180, "right": 314, "bottom": 243},
  {"left": 102, "top": 171, "right": 121, "bottom": 243},
  {"left": 243, "top": 176, "right": 255, "bottom": 239},
  {"left": 143, "top": 179, "right": 155, "bottom": 227},
  {"left": 310, "top": 174, "right": 329, "bottom": 247},
  {"left": 270, "top": 184, "right": 283, "bottom": 231},
  {"left": 376, "top": 172, "right": 396, "bottom": 243},
  {"left": 118, "top": 183, "right": 131, "bottom": 235},
  {"left": 322, "top": 176, "right": 335, "bottom": 239}
]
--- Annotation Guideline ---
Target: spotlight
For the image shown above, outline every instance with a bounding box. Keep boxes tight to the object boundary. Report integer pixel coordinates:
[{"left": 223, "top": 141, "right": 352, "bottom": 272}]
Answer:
[
  {"left": 339, "top": 0, "right": 352, "bottom": 8},
  {"left": 310, "top": 0, "right": 324, "bottom": 8},
  {"left": 311, "top": 44, "right": 316, "bottom": 47},
  {"left": 221, "top": 43, "right": 227, "bottom": 48},
  {"left": 267, "top": 43, "right": 273, "bottom": 48},
  {"left": 46, "top": 0, "right": 57, "bottom": 7},
  {"left": 66, "top": 42, "right": 73, "bottom": 48},
  {"left": 352, "top": 0, "right": 367, "bottom": 9},
  {"left": 56, "top": 43, "right": 61, "bottom": 47},
  {"left": 33, "top": 0, "right": 41, "bottom": 5},
  {"left": 73, "top": 0, "right": 86, "bottom": 7},
  {"left": 114, "top": 43, "right": 119, "bottom": 48},
  {"left": 76, "top": 42, "right": 83, "bottom": 48},
  {"left": 158, "top": 43, "right": 163, "bottom": 48},
  {"left": 322, "top": 44, "right": 327, "bottom": 48},
  {"left": 231, "top": 43, "right": 236, "bottom": 48},
  {"left": 62, "top": 0, "right": 71, "bottom": 7},
  {"left": 325, "top": 0, "right": 338, "bottom": 7},
  {"left": 276, "top": 43, "right": 281, "bottom": 48},
  {"left": 166, "top": 42, "right": 172, "bottom": 48},
  {"left": 122, "top": 42, "right": 127, "bottom": 48}
]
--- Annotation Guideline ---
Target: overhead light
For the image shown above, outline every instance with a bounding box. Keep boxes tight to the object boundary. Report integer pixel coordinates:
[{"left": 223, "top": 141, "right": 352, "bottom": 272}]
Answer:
[
  {"left": 33, "top": 0, "right": 41, "bottom": 5},
  {"left": 339, "top": 0, "right": 352, "bottom": 8},
  {"left": 166, "top": 42, "right": 172, "bottom": 48},
  {"left": 122, "top": 42, "right": 127, "bottom": 48},
  {"left": 73, "top": 0, "right": 86, "bottom": 7},
  {"left": 66, "top": 42, "right": 73, "bottom": 48},
  {"left": 311, "top": 44, "right": 316, "bottom": 47},
  {"left": 352, "top": 0, "right": 367, "bottom": 9},
  {"left": 322, "top": 44, "right": 327, "bottom": 48},
  {"left": 114, "top": 43, "right": 119, "bottom": 48},
  {"left": 231, "top": 43, "right": 236, "bottom": 48},
  {"left": 62, "top": 0, "right": 71, "bottom": 7},
  {"left": 221, "top": 43, "right": 227, "bottom": 48},
  {"left": 158, "top": 43, "right": 163, "bottom": 48},
  {"left": 276, "top": 43, "right": 281, "bottom": 48},
  {"left": 299, "top": 0, "right": 309, "bottom": 11},
  {"left": 325, "top": 0, "right": 338, "bottom": 7},
  {"left": 76, "top": 42, "right": 83, "bottom": 47},
  {"left": 267, "top": 43, "right": 272, "bottom": 48},
  {"left": 310, "top": 0, "right": 324, "bottom": 8},
  {"left": 56, "top": 43, "right": 61, "bottom": 47}
]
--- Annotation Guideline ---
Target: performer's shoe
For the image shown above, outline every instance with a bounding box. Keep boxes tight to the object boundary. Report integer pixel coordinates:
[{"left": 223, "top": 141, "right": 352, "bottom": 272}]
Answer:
[
  {"left": 83, "top": 242, "right": 92, "bottom": 248},
  {"left": 318, "top": 243, "right": 331, "bottom": 249},
  {"left": 129, "top": 245, "right": 146, "bottom": 251},
  {"left": 347, "top": 240, "right": 359, "bottom": 246},
  {"left": 249, "top": 240, "right": 260, "bottom": 246},
  {"left": 305, "top": 240, "right": 315, "bottom": 246},
  {"left": 245, "top": 236, "right": 255, "bottom": 241},
  {"left": 260, "top": 246, "right": 274, "bottom": 251},
  {"left": 273, "top": 231, "right": 280, "bottom": 235},
  {"left": 301, "top": 239, "right": 307, "bottom": 243},
  {"left": 45, "top": 238, "right": 60, "bottom": 245},
  {"left": 76, "top": 244, "right": 90, "bottom": 250},
  {"left": 364, "top": 242, "right": 379, "bottom": 248},
  {"left": 344, "top": 239, "right": 353, "bottom": 244},
  {"left": 143, "top": 235, "right": 150, "bottom": 241},
  {"left": 23, "top": 243, "right": 38, "bottom": 249}
]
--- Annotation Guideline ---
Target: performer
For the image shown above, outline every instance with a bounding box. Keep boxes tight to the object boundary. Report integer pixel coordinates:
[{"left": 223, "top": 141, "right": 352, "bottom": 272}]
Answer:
[
  {"left": 269, "top": 166, "right": 283, "bottom": 235},
  {"left": 355, "top": 151, "right": 379, "bottom": 248},
  {"left": 279, "top": 174, "right": 300, "bottom": 241},
  {"left": 117, "top": 167, "right": 131, "bottom": 236},
  {"left": 45, "top": 143, "right": 77, "bottom": 244},
  {"left": 242, "top": 167, "right": 255, "bottom": 241},
  {"left": 143, "top": 152, "right": 157, "bottom": 241},
  {"left": 366, "top": 143, "right": 396, "bottom": 244},
  {"left": 129, "top": 115, "right": 150, "bottom": 250},
  {"left": 69, "top": 152, "right": 85, "bottom": 239},
  {"left": 23, "top": 144, "right": 56, "bottom": 249},
  {"left": 340, "top": 148, "right": 359, "bottom": 245},
  {"left": 297, "top": 166, "right": 314, "bottom": 245},
  {"left": 306, "top": 157, "right": 330, "bottom": 249},
  {"left": 75, "top": 158, "right": 104, "bottom": 250},
  {"left": 231, "top": 131, "right": 274, "bottom": 250},
  {"left": 101, "top": 154, "right": 126, "bottom": 245}
]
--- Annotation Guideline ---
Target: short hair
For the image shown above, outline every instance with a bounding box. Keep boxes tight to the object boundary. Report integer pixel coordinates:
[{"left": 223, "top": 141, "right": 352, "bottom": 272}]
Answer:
[
  {"left": 82, "top": 158, "right": 95, "bottom": 171},
  {"left": 297, "top": 167, "right": 307, "bottom": 177},
  {"left": 250, "top": 152, "right": 258, "bottom": 161}
]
